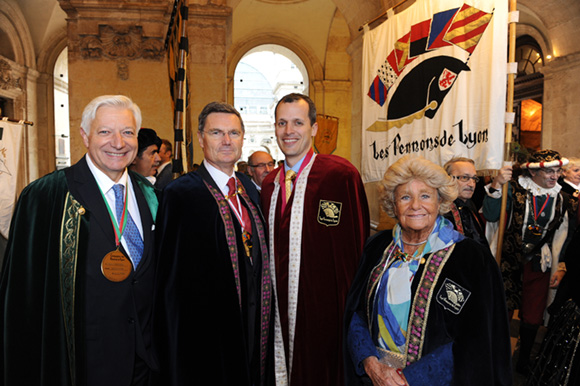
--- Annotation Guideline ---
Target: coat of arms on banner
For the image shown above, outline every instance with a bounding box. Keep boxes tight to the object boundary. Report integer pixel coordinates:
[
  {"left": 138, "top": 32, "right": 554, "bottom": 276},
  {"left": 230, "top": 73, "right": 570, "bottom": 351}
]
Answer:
[
  {"left": 0, "top": 129, "right": 12, "bottom": 177},
  {"left": 0, "top": 122, "right": 24, "bottom": 238},
  {"left": 362, "top": 0, "right": 507, "bottom": 183}
]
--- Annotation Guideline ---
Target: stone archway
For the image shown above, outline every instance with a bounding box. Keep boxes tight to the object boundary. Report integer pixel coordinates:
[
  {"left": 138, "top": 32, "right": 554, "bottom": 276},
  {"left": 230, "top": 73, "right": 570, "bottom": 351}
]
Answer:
[
  {"left": 0, "top": 0, "right": 35, "bottom": 68},
  {"left": 325, "top": 0, "right": 383, "bottom": 40},
  {"left": 0, "top": 0, "right": 37, "bottom": 183},
  {"left": 227, "top": 32, "right": 324, "bottom": 105}
]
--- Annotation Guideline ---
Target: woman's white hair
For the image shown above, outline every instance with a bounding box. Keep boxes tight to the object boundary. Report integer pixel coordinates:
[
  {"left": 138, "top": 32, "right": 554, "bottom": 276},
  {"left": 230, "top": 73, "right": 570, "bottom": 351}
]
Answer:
[
  {"left": 80, "top": 95, "right": 142, "bottom": 134},
  {"left": 562, "top": 157, "right": 580, "bottom": 172},
  {"left": 379, "top": 155, "right": 458, "bottom": 218}
]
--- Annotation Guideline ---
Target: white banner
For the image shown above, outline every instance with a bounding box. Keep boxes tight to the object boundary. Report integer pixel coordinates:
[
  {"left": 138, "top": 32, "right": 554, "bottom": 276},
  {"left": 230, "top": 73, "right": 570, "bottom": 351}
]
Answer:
[
  {"left": 362, "top": 0, "right": 508, "bottom": 183},
  {"left": 0, "top": 121, "right": 24, "bottom": 239}
]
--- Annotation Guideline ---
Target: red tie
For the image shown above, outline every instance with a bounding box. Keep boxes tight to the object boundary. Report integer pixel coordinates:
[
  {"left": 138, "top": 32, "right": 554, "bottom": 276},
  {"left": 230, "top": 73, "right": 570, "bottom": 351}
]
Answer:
[{"left": 227, "top": 177, "right": 252, "bottom": 234}]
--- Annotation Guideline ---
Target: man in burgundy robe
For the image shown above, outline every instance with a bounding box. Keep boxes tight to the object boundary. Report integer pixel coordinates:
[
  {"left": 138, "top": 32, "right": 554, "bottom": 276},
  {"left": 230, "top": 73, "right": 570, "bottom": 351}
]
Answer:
[{"left": 261, "top": 93, "right": 369, "bottom": 386}]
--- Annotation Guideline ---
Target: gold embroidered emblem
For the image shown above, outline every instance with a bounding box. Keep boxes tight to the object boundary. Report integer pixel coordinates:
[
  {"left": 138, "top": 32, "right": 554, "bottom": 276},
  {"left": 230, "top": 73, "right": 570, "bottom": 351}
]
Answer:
[{"left": 317, "top": 200, "right": 342, "bottom": 227}]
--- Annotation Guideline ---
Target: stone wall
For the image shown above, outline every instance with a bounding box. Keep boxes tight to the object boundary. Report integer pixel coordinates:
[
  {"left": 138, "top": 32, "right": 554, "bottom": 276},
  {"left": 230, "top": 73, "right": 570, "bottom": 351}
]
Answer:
[{"left": 61, "top": 0, "right": 174, "bottom": 163}]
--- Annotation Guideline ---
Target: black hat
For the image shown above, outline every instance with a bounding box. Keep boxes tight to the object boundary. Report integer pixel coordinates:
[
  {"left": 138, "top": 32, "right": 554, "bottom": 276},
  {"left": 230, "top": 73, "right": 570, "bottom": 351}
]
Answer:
[{"left": 137, "top": 128, "right": 162, "bottom": 154}]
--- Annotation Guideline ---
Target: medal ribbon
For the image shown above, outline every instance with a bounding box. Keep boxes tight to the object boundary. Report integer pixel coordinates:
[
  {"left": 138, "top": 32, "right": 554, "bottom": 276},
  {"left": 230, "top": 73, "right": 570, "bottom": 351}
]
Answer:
[
  {"left": 532, "top": 195, "right": 550, "bottom": 222},
  {"left": 98, "top": 185, "right": 129, "bottom": 247},
  {"left": 226, "top": 187, "right": 247, "bottom": 231},
  {"left": 279, "top": 148, "right": 314, "bottom": 214}
]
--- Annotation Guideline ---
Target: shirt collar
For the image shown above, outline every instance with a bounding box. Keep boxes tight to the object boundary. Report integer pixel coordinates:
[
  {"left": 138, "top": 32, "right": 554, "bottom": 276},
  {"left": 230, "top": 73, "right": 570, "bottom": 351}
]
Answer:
[
  {"left": 564, "top": 179, "right": 580, "bottom": 191},
  {"left": 157, "top": 161, "right": 171, "bottom": 173},
  {"left": 203, "top": 159, "right": 236, "bottom": 193},
  {"left": 284, "top": 153, "right": 307, "bottom": 174}
]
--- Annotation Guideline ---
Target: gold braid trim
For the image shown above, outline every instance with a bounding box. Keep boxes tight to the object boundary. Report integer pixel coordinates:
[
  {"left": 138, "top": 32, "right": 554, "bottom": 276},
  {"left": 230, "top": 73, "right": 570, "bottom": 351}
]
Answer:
[{"left": 59, "top": 192, "right": 83, "bottom": 384}]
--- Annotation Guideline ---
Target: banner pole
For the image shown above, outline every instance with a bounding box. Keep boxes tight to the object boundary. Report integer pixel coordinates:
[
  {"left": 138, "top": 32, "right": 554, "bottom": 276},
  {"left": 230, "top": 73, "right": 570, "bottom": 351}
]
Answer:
[
  {"left": 0, "top": 117, "right": 34, "bottom": 126},
  {"left": 176, "top": 5, "right": 188, "bottom": 174},
  {"left": 496, "top": 0, "right": 518, "bottom": 264},
  {"left": 165, "top": 0, "right": 188, "bottom": 177}
]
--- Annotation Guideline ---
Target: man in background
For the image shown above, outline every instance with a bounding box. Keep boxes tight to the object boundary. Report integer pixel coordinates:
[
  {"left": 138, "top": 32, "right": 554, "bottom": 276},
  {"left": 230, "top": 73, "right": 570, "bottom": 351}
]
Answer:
[
  {"left": 444, "top": 156, "right": 489, "bottom": 248},
  {"left": 483, "top": 149, "right": 569, "bottom": 373},
  {"left": 247, "top": 150, "right": 275, "bottom": 191},
  {"left": 155, "top": 138, "right": 173, "bottom": 190},
  {"left": 129, "top": 128, "right": 161, "bottom": 185}
]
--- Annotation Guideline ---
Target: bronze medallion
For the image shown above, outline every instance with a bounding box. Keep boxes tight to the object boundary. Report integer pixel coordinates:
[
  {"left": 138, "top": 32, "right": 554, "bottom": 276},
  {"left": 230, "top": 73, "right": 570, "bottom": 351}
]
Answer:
[{"left": 101, "top": 249, "right": 132, "bottom": 282}]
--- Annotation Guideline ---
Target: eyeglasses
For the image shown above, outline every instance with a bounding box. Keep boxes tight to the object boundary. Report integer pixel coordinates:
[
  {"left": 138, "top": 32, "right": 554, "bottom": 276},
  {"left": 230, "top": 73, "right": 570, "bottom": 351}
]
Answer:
[
  {"left": 203, "top": 129, "right": 243, "bottom": 139},
  {"left": 452, "top": 175, "right": 480, "bottom": 183},
  {"left": 538, "top": 168, "right": 562, "bottom": 176},
  {"left": 249, "top": 161, "right": 275, "bottom": 169}
]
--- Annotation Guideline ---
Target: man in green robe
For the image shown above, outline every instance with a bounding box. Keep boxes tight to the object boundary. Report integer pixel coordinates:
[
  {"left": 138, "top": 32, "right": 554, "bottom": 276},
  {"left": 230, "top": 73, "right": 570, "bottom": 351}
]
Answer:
[{"left": 0, "top": 95, "right": 158, "bottom": 386}]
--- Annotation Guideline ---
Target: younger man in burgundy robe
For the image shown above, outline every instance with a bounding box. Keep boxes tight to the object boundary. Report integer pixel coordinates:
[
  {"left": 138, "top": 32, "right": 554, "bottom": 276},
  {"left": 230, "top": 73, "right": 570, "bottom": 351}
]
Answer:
[{"left": 261, "top": 93, "right": 369, "bottom": 385}]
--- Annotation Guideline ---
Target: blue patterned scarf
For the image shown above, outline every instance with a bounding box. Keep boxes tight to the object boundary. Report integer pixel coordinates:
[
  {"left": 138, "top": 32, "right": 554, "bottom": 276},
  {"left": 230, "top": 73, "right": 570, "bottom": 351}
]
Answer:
[{"left": 373, "top": 216, "right": 464, "bottom": 353}]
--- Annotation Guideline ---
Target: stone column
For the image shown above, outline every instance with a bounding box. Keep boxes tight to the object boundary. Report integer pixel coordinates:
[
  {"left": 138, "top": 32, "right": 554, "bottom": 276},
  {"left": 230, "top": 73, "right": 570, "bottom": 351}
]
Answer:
[
  {"left": 34, "top": 71, "right": 55, "bottom": 180},
  {"left": 188, "top": 1, "right": 232, "bottom": 165},
  {"left": 320, "top": 80, "right": 352, "bottom": 159},
  {"left": 541, "top": 52, "right": 580, "bottom": 157},
  {"left": 0, "top": 57, "right": 33, "bottom": 189},
  {"left": 348, "top": 33, "right": 383, "bottom": 230},
  {"left": 347, "top": 34, "right": 363, "bottom": 170}
]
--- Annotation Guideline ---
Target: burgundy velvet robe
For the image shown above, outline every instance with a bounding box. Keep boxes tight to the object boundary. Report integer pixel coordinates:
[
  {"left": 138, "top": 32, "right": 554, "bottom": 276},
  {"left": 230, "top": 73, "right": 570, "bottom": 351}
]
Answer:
[{"left": 261, "top": 154, "right": 370, "bottom": 386}]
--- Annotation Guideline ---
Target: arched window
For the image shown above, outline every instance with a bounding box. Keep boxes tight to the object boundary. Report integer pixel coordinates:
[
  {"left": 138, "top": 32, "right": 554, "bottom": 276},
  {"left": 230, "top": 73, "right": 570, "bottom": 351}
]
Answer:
[
  {"left": 233, "top": 44, "right": 308, "bottom": 162},
  {"left": 513, "top": 35, "right": 544, "bottom": 152},
  {"left": 53, "top": 47, "right": 70, "bottom": 169}
]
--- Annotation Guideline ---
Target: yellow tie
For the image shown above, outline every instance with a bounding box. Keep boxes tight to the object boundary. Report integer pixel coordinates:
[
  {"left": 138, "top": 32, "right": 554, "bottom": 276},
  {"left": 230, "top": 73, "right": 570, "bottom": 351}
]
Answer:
[{"left": 285, "top": 170, "right": 297, "bottom": 203}]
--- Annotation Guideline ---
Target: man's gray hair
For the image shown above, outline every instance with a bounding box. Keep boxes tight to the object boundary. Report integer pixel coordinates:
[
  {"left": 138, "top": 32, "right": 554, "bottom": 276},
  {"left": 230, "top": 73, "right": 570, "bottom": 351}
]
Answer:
[
  {"left": 443, "top": 156, "right": 475, "bottom": 175},
  {"left": 81, "top": 95, "right": 142, "bottom": 134}
]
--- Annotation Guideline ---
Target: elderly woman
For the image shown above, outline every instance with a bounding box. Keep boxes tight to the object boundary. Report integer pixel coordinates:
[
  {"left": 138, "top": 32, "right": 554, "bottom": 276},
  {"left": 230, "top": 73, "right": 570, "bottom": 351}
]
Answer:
[
  {"left": 560, "top": 157, "right": 580, "bottom": 228},
  {"left": 344, "top": 156, "right": 512, "bottom": 386},
  {"left": 560, "top": 157, "right": 580, "bottom": 199}
]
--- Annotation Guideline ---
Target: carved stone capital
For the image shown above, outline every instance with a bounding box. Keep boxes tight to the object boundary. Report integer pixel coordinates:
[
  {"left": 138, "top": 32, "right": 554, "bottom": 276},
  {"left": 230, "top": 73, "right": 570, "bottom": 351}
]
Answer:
[
  {"left": 0, "top": 59, "right": 22, "bottom": 91},
  {"left": 79, "top": 25, "right": 164, "bottom": 61}
]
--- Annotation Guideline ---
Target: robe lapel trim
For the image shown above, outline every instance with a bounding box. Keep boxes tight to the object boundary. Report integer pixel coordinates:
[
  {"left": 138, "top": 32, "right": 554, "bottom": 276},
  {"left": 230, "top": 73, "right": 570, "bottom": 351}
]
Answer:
[
  {"left": 268, "top": 153, "right": 317, "bottom": 385},
  {"left": 130, "top": 171, "right": 158, "bottom": 222},
  {"left": 450, "top": 203, "right": 464, "bottom": 235},
  {"left": 59, "top": 192, "right": 83, "bottom": 385},
  {"left": 405, "top": 244, "right": 454, "bottom": 365},
  {"left": 204, "top": 179, "right": 243, "bottom": 307},
  {"left": 364, "top": 243, "right": 455, "bottom": 367},
  {"left": 238, "top": 185, "right": 272, "bottom": 385},
  {"left": 205, "top": 177, "right": 273, "bottom": 384}
]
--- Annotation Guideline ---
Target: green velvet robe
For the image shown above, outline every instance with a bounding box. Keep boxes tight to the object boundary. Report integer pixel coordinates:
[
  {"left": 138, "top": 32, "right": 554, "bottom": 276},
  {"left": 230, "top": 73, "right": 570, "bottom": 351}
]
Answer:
[{"left": 0, "top": 162, "right": 157, "bottom": 386}]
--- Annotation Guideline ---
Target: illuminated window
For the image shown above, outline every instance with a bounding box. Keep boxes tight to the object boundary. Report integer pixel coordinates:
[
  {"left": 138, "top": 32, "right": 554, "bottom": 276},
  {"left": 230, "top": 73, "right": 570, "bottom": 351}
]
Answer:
[
  {"left": 234, "top": 44, "right": 308, "bottom": 162},
  {"left": 513, "top": 36, "right": 544, "bottom": 152}
]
